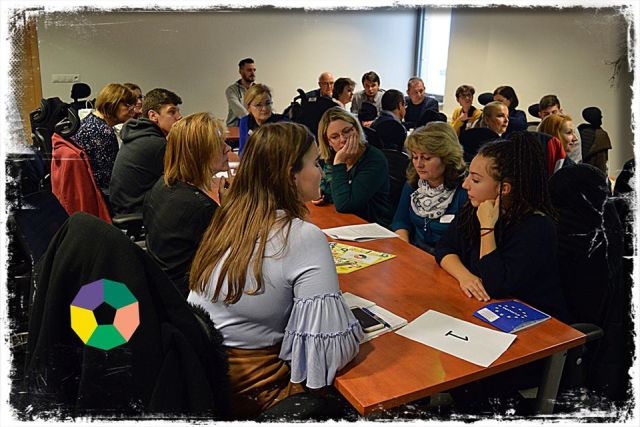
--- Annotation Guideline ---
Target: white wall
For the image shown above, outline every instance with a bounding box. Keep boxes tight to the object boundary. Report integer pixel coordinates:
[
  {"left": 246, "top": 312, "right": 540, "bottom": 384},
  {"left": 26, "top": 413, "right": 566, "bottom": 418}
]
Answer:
[
  {"left": 36, "top": 7, "right": 634, "bottom": 174},
  {"left": 36, "top": 9, "right": 417, "bottom": 117},
  {"left": 444, "top": 7, "right": 633, "bottom": 176}
]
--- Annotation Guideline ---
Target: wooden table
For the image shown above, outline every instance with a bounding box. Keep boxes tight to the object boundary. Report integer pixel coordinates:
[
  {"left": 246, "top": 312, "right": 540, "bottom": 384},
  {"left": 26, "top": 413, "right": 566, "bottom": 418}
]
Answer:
[
  {"left": 305, "top": 203, "right": 586, "bottom": 416},
  {"left": 226, "top": 126, "right": 239, "bottom": 145}
]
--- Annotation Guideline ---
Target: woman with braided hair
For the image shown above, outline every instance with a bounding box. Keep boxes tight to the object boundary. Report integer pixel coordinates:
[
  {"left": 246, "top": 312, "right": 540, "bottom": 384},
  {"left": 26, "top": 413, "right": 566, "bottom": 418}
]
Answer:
[{"left": 435, "top": 133, "right": 570, "bottom": 322}]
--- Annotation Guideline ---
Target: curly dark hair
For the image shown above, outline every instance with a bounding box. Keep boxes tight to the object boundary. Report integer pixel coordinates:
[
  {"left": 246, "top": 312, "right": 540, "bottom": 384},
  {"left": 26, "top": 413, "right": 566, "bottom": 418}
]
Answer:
[{"left": 458, "top": 131, "right": 556, "bottom": 242}]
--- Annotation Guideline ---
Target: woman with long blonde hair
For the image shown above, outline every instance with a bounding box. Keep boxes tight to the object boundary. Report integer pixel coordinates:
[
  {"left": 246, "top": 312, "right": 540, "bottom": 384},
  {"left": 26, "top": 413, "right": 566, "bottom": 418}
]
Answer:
[
  {"left": 188, "top": 122, "right": 362, "bottom": 418},
  {"left": 143, "top": 112, "right": 230, "bottom": 295},
  {"left": 315, "top": 107, "right": 392, "bottom": 227}
]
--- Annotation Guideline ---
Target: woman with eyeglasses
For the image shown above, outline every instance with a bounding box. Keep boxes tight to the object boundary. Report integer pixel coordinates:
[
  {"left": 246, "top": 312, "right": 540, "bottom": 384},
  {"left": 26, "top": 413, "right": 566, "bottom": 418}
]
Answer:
[
  {"left": 143, "top": 112, "right": 231, "bottom": 296},
  {"left": 315, "top": 107, "right": 392, "bottom": 227},
  {"left": 332, "top": 77, "right": 356, "bottom": 108},
  {"left": 72, "top": 83, "right": 137, "bottom": 191},
  {"left": 538, "top": 113, "right": 577, "bottom": 168},
  {"left": 391, "top": 122, "right": 467, "bottom": 254},
  {"left": 451, "top": 85, "right": 482, "bottom": 137},
  {"left": 238, "top": 83, "right": 288, "bottom": 154},
  {"left": 123, "top": 82, "right": 144, "bottom": 119},
  {"left": 188, "top": 122, "right": 362, "bottom": 418}
]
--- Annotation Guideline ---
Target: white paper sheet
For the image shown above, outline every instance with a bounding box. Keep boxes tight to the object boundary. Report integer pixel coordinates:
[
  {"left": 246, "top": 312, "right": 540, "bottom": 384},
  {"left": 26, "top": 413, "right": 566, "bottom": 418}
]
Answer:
[
  {"left": 342, "top": 293, "right": 407, "bottom": 343},
  {"left": 396, "top": 310, "right": 517, "bottom": 367},
  {"left": 322, "top": 223, "right": 399, "bottom": 242},
  {"left": 342, "top": 292, "right": 376, "bottom": 309}
]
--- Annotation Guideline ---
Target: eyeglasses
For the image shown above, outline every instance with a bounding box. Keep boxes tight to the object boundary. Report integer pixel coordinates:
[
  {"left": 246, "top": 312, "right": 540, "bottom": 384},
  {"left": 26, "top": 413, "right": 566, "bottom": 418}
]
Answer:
[
  {"left": 328, "top": 126, "right": 355, "bottom": 143},
  {"left": 251, "top": 100, "right": 273, "bottom": 110},
  {"left": 319, "top": 82, "right": 335, "bottom": 86},
  {"left": 459, "top": 93, "right": 473, "bottom": 99}
]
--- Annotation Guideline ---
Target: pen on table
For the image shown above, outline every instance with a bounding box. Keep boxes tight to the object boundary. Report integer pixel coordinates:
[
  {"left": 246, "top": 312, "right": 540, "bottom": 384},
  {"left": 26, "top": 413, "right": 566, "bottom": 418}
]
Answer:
[{"left": 361, "top": 306, "right": 392, "bottom": 329}]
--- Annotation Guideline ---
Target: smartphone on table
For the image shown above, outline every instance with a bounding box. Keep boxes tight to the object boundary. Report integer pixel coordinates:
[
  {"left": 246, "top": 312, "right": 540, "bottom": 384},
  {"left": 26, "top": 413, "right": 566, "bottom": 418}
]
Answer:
[{"left": 351, "top": 307, "right": 385, "bottom": 333}]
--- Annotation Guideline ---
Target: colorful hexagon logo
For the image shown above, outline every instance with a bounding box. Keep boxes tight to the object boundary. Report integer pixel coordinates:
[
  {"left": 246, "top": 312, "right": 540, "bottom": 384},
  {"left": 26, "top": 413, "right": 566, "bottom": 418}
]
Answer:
[{"left": 70, "top": 279, "right": 140, "bottom": 350}]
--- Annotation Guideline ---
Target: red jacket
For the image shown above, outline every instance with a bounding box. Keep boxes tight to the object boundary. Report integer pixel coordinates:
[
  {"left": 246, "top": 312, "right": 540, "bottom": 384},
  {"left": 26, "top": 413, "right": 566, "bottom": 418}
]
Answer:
[
  {"left": 51, "top": 133, "right": 112, "bottom": 223},
  {"left": 547, "top": 136, "right": 567, "bottom": 176}
]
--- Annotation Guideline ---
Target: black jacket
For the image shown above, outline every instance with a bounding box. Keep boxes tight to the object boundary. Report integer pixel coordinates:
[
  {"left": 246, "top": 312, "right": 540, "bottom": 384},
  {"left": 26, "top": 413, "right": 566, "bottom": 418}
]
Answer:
[
  {"left": 549, "top": 164, "right": 630, "bottom": 400},
  {"left": 109, "top": 118, "right": 167, "bottom": 215},
  {"left": 435, "top": 213, "right": 571, "bottom": 323},
  {"left": 24, "top": 212, "right": 229, "bottom": 417},
  {"left": 144, "top": 179, "right": 218, "bottom": 296}
]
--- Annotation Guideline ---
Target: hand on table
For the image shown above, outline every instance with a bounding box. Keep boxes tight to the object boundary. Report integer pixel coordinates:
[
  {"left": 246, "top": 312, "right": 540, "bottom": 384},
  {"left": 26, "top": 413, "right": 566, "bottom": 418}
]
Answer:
[{"left": 458, "top": 272, "right": 490, "bottom": 301}]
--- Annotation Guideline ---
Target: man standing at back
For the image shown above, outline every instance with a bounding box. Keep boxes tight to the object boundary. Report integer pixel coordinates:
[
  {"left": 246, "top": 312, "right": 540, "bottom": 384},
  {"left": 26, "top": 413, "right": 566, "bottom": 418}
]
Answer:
[
  {"left": 538, "top": 94, "right": 582, "bottom": 163},
  {"left": 403, "top": 77, "right": 439, "bottom": 129},
  {"left": 109, "top": 88, "right": 182, "bottom": 215},
  {"left": 225, "top": 58, "right": 256, "bottom": 127}
]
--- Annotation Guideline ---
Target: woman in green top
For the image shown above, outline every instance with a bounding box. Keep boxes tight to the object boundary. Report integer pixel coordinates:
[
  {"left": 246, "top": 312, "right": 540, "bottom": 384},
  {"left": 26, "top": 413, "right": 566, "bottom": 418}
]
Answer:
[{"left": 314, "top": 107, "right": 392, "bottom": 227}]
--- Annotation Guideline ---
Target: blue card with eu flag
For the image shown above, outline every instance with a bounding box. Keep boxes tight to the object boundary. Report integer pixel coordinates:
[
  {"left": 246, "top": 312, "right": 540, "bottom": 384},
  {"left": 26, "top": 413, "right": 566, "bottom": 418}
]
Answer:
[{"left": 473, "top": 300, "right": 550, "bottom": 333}]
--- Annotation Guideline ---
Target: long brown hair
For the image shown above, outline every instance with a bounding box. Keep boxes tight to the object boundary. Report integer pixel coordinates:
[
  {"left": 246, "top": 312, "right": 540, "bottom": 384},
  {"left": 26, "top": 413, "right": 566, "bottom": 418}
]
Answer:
[
  {"left": 189, "top": 122, "right": 314, "bottom": 304},
  {"left": 164, "top": 112, "right": 225, "bottom": 191}
]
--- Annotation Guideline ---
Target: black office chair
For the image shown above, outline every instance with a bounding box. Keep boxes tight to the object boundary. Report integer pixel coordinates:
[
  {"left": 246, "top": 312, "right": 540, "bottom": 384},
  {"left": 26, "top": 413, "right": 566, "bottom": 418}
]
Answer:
[
  {"left": 458, "top": 128, "right": 500, "bottom": 163},
  {"left": 549, "top": 163, "right": 631, "bottom": 403},
  {"left": 20, "top": 212, "right": 230, "bottom": 418},
  {"left": 29, "top": 97, "right": 70, "bottom": 183},
  {"left": 363, "top": 126, "right": 383, "bottom": 150},
  {"left": 69, "top": 82, "right": 94, "bottom": 111},
  {"left": 382, "top": 149, "right": 410, "bottom": 214},
  {"left": 6, "top": 150, "right": 67, "bottom": 317},
  {"left": 477, "top": 92, "right": 494, "bottom": 106},
  {"left": 6, "top": 151, "right": 70, "bottom": 404},
  {"left": 357, "top": 101, "right": 378, "bottom": 124},
  {"left": 374, "top": 119, "right": 407, "bottom": 151},
  {"left": 287, "top": 88, "right": 338, "bottom": 138},
  {"left": 416, "top": 109, "right": 447, "bottom": 128}
]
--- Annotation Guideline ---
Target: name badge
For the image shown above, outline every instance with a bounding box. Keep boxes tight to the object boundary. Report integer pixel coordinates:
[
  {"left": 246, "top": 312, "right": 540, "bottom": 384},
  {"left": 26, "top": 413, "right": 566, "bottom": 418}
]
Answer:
[{"left": 440, "top": 214, "right": 455, "bottom": 224}]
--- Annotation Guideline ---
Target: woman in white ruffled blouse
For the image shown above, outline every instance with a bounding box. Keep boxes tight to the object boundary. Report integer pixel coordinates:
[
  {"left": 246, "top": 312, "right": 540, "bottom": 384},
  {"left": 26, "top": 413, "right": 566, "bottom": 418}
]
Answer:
[
  {"left": 391, "top": 122, "right": 468, "bottom": 254},
  {"left": 188, "top": 122, "right": 362, "bottom": 418}
]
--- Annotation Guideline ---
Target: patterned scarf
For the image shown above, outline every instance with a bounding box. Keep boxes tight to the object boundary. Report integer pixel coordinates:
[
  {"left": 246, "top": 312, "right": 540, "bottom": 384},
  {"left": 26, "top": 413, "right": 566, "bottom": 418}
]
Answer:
[{"left": 410, "top": 180, "right": 456, "bottom": 219}]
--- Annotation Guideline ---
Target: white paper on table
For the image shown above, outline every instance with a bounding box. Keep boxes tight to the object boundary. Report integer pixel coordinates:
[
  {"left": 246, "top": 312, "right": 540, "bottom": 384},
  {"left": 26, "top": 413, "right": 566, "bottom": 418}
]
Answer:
[
  {"left": 342, "top": 292, "right": 376, "bottom": 309},
  {"left": 362, "top": 305, "right": 408, "bottom": 342},
  {"left": 396, "top": 310, "right": 517, "bottom": 367},
  {"left": 342, "top": 293, "right": 408, "bottom": 343},
  {"left": 322, "top": 223, "right": 399, "bottom": 242}
]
